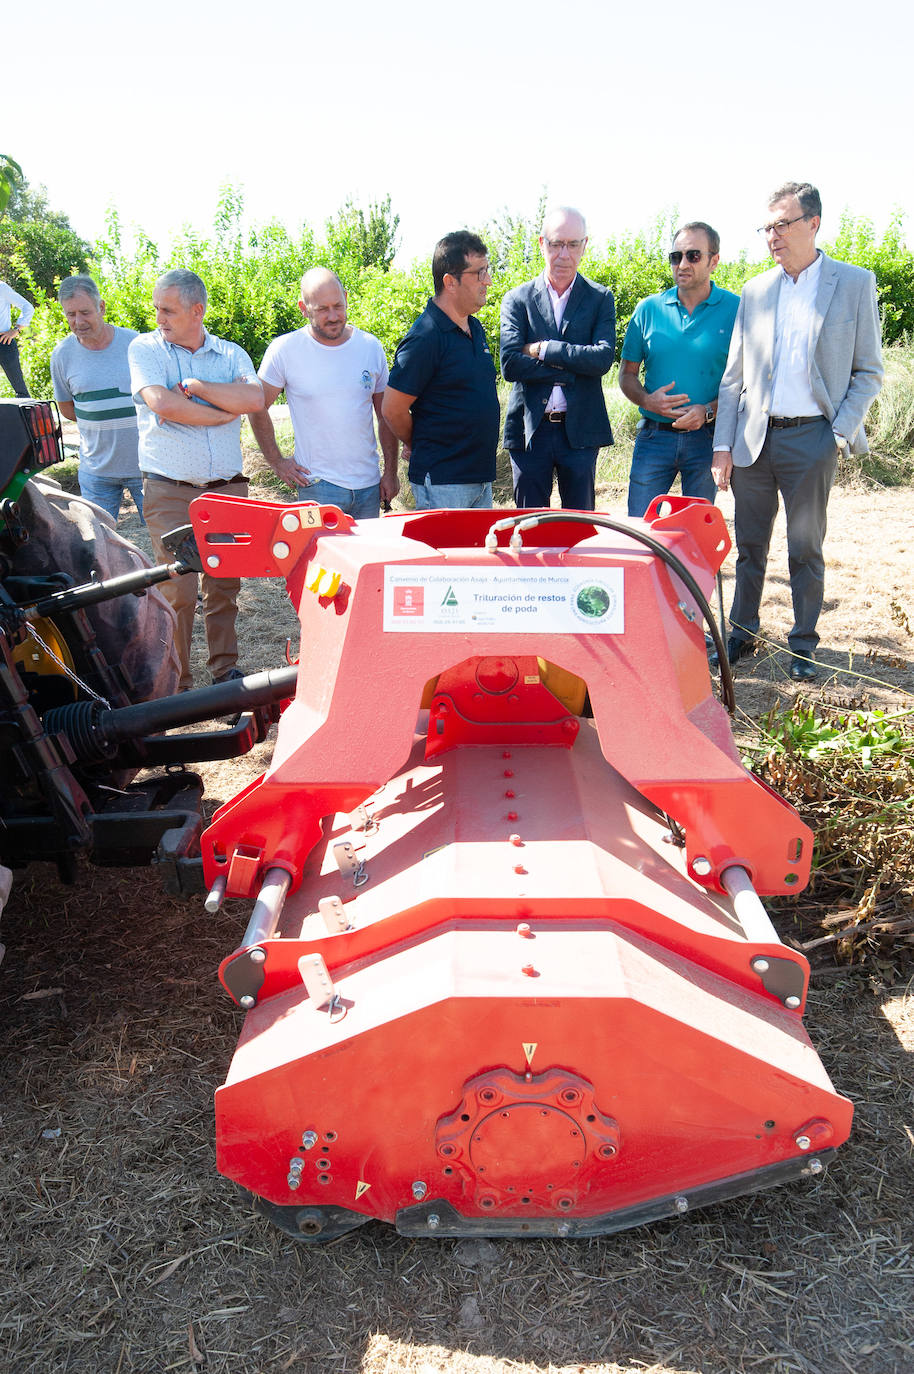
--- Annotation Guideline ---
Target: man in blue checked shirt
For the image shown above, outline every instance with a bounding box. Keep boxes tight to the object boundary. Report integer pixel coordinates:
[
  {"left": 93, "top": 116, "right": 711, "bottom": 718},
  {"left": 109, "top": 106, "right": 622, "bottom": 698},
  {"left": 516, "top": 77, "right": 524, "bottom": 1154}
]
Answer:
[{"left": 129, "top": 270, "right": 263, "bottom": 691}]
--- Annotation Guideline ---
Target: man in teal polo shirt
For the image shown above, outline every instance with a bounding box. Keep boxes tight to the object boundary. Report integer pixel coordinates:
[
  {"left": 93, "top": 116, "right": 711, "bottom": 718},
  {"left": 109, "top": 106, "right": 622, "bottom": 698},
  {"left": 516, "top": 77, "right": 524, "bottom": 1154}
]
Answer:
[{"left": 620, "top": 222, "right": 739, "bottom": 517}]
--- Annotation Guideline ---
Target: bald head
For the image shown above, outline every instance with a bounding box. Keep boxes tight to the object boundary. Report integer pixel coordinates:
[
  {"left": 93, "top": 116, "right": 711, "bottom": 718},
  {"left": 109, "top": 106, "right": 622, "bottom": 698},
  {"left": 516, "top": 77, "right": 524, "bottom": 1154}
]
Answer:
[
  {"left": 540, "top": 206, "right": 588, "bottom": 293},
  {"left": 542, "top": 205, "right": 587, "bottom": 241},
  {"left": 298, "top": 268, "right": 350, "bottom": 345},
  {"left": 300, "top": 267, "right": 345, "bottom": 304}
]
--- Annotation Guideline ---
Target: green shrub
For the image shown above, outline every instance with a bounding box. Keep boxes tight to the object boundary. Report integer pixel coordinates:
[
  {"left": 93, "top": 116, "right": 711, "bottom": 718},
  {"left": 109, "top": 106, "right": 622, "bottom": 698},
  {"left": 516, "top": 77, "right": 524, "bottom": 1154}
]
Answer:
[
  {"left": 10, "top": 188, "right": 914, "bottom": 491},
  {"left": 823, "top": 212, "right": 914, "bottom": 345}
]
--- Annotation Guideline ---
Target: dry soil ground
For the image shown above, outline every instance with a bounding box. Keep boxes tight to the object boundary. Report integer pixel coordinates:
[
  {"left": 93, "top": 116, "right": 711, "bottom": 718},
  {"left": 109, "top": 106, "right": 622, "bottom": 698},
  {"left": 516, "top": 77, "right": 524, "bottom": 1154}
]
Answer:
[{"left": 1, "top": 471, "right": 912, "bottom": 1374}]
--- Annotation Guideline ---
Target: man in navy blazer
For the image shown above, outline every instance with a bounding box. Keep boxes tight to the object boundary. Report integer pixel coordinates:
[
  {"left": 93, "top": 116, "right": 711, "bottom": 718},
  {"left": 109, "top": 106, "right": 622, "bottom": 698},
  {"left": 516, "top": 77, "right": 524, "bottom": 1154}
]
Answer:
[
  {"left": 500, "top": 207, "right": 615, "bottom": 510},
  {"left": 712, "top": 181, "right": 883, "bottom": 681}
]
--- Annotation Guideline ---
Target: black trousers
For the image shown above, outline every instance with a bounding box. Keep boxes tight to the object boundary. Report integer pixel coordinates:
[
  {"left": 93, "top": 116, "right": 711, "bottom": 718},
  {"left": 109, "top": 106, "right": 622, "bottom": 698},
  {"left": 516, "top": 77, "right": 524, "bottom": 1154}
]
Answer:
[{"left": 0, "top": 341, "right": 29, "bottom": 397}]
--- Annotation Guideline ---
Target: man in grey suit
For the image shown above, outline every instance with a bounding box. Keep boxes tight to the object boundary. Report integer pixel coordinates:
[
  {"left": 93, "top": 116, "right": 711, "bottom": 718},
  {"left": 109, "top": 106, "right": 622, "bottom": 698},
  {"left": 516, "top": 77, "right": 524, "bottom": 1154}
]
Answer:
[
  {"left": 500, "top": 207, "right": 615, "bottom": 510},
  {"left": 712, "top": 181, "right": 883, "bottom": 681}
]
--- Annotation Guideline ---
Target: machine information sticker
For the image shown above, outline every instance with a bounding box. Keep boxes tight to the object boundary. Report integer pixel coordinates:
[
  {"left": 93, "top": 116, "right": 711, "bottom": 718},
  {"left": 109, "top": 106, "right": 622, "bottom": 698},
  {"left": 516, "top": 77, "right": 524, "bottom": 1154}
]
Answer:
[{"left": 383, "top": 566, "right": 624, "bottom": 634}]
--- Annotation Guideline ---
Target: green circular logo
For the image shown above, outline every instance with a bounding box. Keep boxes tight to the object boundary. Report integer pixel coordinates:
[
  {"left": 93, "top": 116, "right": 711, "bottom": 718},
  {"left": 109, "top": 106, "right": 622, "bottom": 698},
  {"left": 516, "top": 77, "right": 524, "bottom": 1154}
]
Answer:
[{"left": 575, "top": 584, "right": 612, "bottom": 619}]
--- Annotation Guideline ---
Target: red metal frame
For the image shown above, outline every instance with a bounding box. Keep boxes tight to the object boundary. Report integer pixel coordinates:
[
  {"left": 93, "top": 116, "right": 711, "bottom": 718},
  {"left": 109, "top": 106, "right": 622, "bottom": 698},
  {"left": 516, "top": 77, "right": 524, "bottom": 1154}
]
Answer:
[
  {"left": 192, "top": 495, "right": 809, "bottom": 902},
  {"left": 191, "top": 496, "right": 849, "bottom": 1237}
]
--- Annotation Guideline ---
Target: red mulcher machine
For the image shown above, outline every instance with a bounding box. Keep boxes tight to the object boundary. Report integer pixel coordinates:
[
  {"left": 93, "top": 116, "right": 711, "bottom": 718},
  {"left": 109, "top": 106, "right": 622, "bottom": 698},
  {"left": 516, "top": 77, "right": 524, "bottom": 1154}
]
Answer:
[{"left": 192, "top": 492, "right": 852, "bottom": 1242}]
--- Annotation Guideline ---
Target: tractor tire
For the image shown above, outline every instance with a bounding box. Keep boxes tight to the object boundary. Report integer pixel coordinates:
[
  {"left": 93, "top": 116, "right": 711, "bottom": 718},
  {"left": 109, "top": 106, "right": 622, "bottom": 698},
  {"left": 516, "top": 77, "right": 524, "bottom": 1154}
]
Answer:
[{"left": 11, "top": 476, "right": 180, "bottom": 703}]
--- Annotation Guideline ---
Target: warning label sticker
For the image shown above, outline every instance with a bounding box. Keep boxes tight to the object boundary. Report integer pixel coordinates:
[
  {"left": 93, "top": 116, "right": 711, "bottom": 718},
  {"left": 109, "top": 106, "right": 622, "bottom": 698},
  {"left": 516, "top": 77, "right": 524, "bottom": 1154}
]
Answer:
[{"left": 383, "top": 566, "right": 624, "bottom": 634}]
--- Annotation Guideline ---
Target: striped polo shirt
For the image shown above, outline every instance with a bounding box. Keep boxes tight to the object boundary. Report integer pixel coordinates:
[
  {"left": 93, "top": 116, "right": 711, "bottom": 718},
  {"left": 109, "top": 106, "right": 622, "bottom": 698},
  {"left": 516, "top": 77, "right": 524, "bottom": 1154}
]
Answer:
[{"left": 51, "top": 327, "right": 140, "bottom": 479}]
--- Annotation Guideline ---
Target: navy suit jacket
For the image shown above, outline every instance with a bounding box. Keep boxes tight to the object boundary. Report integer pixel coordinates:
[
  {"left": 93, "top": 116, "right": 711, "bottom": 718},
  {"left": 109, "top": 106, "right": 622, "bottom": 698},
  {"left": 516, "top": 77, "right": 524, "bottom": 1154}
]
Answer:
[{"left": 500, "top": 273, "right": 616, "bottom": 451}]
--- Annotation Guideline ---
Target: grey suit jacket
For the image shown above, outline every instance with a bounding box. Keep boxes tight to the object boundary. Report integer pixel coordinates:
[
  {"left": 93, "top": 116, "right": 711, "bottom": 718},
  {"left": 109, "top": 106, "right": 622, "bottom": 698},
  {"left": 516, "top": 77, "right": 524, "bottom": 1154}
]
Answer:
[{"left": 714, "top": 253, "right": 883, "bottom": 465}]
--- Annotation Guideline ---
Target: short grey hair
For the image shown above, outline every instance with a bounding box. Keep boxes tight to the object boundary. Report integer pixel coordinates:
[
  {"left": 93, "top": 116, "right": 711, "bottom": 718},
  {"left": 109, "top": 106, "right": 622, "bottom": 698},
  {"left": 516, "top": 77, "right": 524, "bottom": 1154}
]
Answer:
[
  {"left": 542, "top": 205, "right": 588, "bottom": 237},
  {"left": 156, "top": 269, "right": 207, "bottom": 310},
  {"left": 769, "top": 181, "right": 821, "bottom": 220},
  {"left": 58, "top": 275, "right": 102, "bottom": 306}
]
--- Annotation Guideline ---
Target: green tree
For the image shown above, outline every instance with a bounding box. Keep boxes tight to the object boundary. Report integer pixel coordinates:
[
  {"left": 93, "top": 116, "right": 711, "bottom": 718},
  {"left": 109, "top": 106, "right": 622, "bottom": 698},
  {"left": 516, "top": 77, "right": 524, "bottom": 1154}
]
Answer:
[
  {"left": 0, "top": 169, "right": 90, "bottom": 298},
  {"left": 0, "top": 153, "right": 23, "bottom": 215},
  {"left": 325, "top": 195, "right": 400, "bottom": 278},
  {"left": 823, "top": 211, "right": 914, "bottom": 345}
]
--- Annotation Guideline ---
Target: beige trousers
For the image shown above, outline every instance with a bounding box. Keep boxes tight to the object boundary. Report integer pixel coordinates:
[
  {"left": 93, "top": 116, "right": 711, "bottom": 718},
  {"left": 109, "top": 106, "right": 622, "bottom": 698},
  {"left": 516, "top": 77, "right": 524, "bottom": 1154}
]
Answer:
[{"left": 143, "top": 476, "right": 247, "bottom": 690}]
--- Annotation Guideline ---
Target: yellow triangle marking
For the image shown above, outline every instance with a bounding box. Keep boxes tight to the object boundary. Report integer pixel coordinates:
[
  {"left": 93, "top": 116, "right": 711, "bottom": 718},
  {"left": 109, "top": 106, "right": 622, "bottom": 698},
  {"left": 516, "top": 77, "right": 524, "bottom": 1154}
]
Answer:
[
  {"left": 355, "top": 1179, "right": 371, "bottom": 1199},
  {"left": 522, "top": 1042, "right": 537, "bottom": 1066}
]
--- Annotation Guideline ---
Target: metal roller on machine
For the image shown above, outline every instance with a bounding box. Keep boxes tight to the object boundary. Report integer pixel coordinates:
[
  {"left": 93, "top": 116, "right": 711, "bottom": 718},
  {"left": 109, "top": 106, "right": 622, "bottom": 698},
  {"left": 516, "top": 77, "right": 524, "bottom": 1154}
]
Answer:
[{"left": 192, "top": 490, "right": 852, "bottom": 1242}]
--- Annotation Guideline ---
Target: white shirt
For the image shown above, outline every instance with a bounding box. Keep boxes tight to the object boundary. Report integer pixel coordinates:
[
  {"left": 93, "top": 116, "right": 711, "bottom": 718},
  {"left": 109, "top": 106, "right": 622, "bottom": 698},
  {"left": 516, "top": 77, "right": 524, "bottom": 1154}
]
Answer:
[
  {"left": 770, "top": 251, "right": 824, "bottom": 419},
  {"left": 544, "top": 273, "right": 575, "bottom": 414},
  {"left": 259, "top": 327, "right": 388, "bottom": 488},
  {"left": 0, "top": 280, "right": 34, "bottom": 333}
]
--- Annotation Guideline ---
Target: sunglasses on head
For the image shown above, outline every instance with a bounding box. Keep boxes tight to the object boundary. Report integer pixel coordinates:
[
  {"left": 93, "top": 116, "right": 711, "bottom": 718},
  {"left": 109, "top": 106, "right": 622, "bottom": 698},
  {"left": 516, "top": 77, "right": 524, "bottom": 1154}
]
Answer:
[{"left": 668, "top": 249, "right": 704, "bottom": 265}]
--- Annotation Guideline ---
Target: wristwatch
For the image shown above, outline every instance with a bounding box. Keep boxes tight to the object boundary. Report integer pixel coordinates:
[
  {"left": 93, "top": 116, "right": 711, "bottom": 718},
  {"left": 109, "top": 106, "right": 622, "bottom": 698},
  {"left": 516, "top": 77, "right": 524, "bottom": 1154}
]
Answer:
[{"left": 705, "top": 407, "right": 715, "bottom": 425}]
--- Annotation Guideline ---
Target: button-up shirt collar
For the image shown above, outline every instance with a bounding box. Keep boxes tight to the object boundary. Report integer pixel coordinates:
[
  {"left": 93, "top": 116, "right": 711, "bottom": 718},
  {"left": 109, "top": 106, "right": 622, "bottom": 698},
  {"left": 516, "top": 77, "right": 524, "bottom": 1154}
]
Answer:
[
  {"left": 771, "top": 251, "right": 825, "bottom": 418},
  {"left": 543, "top": 272, "right": 576, "bottom": 413}
]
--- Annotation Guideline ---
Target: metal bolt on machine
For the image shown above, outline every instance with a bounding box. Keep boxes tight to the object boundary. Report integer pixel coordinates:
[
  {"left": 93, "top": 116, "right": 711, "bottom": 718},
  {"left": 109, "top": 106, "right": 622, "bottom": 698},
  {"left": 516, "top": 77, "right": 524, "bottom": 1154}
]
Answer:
[{"left": 189, "top": 490, "right": 852, "bottom": 1242}]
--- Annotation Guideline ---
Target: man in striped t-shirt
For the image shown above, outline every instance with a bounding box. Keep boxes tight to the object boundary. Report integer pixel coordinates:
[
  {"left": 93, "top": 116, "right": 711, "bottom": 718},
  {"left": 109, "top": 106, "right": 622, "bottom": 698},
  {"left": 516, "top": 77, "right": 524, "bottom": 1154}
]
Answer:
[{"left": 51, "top": 275, "right": 143, "bottom": 523}]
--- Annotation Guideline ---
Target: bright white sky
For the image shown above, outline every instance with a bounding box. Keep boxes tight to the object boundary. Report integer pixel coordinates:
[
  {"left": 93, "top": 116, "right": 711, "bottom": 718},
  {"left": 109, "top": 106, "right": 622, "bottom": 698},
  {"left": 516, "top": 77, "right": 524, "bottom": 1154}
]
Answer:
[{"left": 6, "top": 0, "right": 911, "bottom": 270}]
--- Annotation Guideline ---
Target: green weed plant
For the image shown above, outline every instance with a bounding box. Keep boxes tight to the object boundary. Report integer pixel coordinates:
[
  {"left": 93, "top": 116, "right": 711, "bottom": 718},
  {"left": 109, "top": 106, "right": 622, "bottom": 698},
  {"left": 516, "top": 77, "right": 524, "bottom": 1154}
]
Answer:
[{"left": 749, "top": 700, "right": 914, "bottom": 967}]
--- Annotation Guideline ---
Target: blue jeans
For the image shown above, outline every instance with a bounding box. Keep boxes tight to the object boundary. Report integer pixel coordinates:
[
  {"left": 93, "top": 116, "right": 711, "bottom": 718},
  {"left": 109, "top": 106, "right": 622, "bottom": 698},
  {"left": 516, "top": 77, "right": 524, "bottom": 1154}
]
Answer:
[
  {"left": 298, "top": 478, "right": 381, "bottom": 520},
  {"left": 627, "top": 421, "right": 716, "bottom": 517},
  {"left": 510, "top": 418, "right": 597, "bottom": 510},
  {"left": 412, "top": 476, "right": 493, "bottom": 510},
  {"left": 79, "top": 471, "right": 145, "bottom": 522}
]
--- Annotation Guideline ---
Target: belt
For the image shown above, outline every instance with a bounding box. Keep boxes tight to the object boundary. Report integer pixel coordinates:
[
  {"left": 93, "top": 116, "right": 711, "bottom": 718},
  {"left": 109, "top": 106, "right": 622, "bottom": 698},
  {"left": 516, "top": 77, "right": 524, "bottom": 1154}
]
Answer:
[
  {"left": 643, "top": 418, "right": 712, "bottom": 432},
  {"left": 543, "top": 411, "right": 566, "bottom": 424},
  {"left": 767, "top": 415, "right": 822, "bottom": 429},
  {"left": 145, "top": 473, "right": 246, "bottom": 489}
]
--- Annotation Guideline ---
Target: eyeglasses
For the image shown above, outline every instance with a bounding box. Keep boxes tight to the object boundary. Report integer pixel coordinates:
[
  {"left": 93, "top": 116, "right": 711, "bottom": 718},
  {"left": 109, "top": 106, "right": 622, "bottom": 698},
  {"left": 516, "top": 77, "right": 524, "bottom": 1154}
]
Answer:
[
  {"left": 454, "top": 263, "right": 493, "bottom": 281},
  {"left": 758, "top": 215, "right": 809, "bottom": 237},
  {"left": 544, "top": 238, "right": 585, "bottom": 251},
  {"left": 668, "top": 249, "right": 704, "bottom": 265}
]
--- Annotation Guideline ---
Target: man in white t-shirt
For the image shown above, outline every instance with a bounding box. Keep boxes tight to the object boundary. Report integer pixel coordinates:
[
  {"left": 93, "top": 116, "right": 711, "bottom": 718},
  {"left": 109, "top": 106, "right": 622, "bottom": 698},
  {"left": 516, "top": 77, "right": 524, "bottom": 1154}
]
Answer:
[{"left": 250, "top": 268, "right": 399, "bottom": 519}]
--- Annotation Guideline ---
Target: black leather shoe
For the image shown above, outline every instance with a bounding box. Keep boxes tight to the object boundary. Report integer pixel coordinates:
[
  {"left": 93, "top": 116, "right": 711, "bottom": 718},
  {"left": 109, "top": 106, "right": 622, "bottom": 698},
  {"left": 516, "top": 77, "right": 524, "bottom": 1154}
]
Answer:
[
  {"left": 727, "top": 635, "right": 756, "bottom": 667},
  {"left": 707, "top": 635, "right": 755, "bottom": 670},
  {"left": 789, "top": 654, "right": 819, "bottom": 682}
]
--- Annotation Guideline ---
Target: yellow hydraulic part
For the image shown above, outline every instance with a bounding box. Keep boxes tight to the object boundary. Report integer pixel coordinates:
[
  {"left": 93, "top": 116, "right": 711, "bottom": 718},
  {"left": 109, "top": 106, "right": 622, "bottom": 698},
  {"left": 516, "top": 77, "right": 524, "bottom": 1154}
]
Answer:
[{"left": 11, "top": 616, "right": 78, "bottom": 698}]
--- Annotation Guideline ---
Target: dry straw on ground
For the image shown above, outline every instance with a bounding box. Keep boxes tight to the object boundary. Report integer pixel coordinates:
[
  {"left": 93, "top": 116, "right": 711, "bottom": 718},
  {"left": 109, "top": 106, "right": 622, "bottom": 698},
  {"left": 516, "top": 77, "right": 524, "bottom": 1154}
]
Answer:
[{"left": 1, "top": 464, "right": 912, "bottom": 1374}]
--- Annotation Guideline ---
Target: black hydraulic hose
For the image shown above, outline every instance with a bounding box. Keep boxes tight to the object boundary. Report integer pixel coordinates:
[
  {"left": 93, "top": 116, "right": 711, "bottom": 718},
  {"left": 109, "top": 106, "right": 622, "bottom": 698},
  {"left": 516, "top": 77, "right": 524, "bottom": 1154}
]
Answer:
[{"left": 499, "top": 510, "right": 736, "bottom": 715}]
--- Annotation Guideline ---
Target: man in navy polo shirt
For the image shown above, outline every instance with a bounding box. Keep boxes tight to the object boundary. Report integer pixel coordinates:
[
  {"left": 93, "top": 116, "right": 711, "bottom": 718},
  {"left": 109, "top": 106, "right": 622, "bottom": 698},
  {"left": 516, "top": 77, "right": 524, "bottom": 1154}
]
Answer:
[
  {"left": 620, "top": 222, "right": 739, "bottom": 517},
  {"left": 383, "top": 231, "right": 499, "bottom": 509}
]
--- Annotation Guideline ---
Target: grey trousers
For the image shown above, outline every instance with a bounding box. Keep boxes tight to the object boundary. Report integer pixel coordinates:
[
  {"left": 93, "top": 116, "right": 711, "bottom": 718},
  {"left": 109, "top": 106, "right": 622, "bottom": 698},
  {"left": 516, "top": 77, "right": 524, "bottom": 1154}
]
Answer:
[{"left": 729, "top": 417, "right": 838, "bottom": 655}]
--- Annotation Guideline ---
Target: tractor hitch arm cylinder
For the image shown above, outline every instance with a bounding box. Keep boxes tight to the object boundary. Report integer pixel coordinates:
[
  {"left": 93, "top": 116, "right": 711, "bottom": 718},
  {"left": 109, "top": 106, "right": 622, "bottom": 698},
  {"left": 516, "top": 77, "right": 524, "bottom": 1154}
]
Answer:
[
  {"left": 205, "top": 875, "right": 228, "bottom": 913},
  {"left": 26, "top": 525, "right": 204, "bottom": 617},
  {"left": 30, "top": 561, "right": 189, "bottom": 616},
  {"left": 720, "top": 865, "right": 780, "bottom": 944},
  {"left": 240, "top": 866, "right": 292, "bottom": 949}
]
